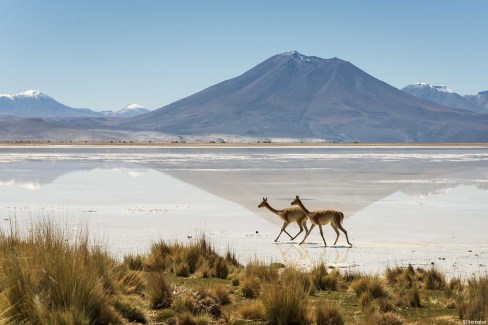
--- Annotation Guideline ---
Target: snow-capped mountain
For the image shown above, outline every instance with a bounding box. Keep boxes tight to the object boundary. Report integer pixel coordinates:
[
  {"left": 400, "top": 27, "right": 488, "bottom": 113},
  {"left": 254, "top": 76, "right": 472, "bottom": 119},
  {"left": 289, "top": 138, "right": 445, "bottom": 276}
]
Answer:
[
  {"left": 402, "top": 83, "right": 487, "bottom": 113},
  {"left": 101, "top": 104, "right": 150, "bottom": 118},
  {"left": 0, "top": 90, "right": 100, "bottom": 117},
  {"left": 465, "top": 91, "right": 488, "bottom": 111},
  {"left": 121, "top": 51, "right": 488, "bottom": 142}
]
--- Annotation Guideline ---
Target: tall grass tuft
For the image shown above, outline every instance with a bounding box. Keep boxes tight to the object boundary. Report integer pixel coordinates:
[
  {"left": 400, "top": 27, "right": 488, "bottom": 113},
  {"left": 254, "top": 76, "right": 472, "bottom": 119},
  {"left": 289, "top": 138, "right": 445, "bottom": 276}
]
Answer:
[
  {"left": 315, "top": 302, "right": 344, "bottom": 325},
  {"left": 350, "top": 275, "right": 389, "bottom": 299},
  {"left": 238, "top": 300, "right": 265, "bottom": 320},
  {"left": 245, "top": 261, "right": 279, "bottom": 282},
  {"left": 147, "top": 236, "right": 233, "bottom": 279},
  {"left": 146, "top": 271, "right": 173, "bottom": 309},
  {"left": 457, "top": 275, "right": 488, "bottom": 321},
  {"left": 424, "top": 267, "right": 446, "bottom": 290},
  {"left": 211, "top": 284, "right": 232, "bottom": 305},
  {"left": 261, "top": 269, "right": 310, "bottom": 325},
  {"left": 113, "top": 295, "right": 147, "bottom": 323},
  {"left": 123, "top": 254, "right": 146, "bottom": 271},
  {"left": 241, "top": 275, "right": 261, "bottom": 298},
  {"left": 0, "top": 221, "right": 124, "bottom": 324}
]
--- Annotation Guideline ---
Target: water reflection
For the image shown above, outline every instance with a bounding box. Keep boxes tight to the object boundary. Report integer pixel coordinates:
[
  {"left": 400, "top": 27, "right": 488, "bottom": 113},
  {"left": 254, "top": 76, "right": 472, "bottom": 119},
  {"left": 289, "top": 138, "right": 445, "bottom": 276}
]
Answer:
[
  {"left": 1, "top": 147, "right": 488, "bottom": 225},
  {"left": 0, "top": 147, "right": 487, "bottom": 276}
]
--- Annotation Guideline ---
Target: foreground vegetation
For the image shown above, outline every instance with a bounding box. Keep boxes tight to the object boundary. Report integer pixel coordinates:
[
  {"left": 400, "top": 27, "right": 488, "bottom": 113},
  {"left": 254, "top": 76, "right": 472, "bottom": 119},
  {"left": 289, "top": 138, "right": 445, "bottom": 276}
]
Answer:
[{"left": 0, "top": 222, "right": 486, "bottom": 324}]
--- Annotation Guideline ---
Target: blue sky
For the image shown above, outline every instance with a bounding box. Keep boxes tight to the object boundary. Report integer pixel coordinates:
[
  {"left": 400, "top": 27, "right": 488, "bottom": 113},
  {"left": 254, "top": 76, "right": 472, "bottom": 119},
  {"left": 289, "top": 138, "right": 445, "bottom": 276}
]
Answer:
[{"left": 0, "top": 1, "right": 486, "bottom": 110}]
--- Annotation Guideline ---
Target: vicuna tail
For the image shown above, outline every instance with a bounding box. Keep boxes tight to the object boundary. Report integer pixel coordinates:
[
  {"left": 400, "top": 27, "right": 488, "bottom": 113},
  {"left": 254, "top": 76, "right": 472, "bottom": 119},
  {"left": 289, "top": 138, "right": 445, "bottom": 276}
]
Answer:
[{"left": 339, "top": 212, "right": 344, "bottom": 224}]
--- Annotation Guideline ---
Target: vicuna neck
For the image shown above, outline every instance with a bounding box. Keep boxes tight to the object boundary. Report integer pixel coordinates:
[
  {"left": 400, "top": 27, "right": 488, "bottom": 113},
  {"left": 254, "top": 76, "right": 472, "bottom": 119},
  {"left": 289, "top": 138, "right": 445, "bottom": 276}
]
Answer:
[{"left": 295, "top": 200, "right": 310, "bottom": 215}]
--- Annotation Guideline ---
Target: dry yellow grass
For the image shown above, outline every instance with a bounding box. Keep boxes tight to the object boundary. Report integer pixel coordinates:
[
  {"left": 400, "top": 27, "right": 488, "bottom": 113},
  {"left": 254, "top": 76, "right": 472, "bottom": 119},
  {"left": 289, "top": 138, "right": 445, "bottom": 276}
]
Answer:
[{"left": 0, "top": 221, "right": 482, "bottom": 324}]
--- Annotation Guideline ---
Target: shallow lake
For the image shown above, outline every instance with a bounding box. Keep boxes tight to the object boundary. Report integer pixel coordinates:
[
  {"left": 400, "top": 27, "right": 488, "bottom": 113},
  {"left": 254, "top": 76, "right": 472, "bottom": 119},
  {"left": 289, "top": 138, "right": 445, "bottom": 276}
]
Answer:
[{"left": 0, "top": 146, "right": 487, "bottom": 277}]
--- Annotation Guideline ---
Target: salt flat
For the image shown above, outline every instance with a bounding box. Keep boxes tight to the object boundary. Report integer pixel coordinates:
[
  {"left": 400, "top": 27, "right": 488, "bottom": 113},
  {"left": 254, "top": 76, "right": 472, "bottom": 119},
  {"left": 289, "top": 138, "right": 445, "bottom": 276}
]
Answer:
[{"left": 0, "top": 146, "right": 487, "bottom": 277}]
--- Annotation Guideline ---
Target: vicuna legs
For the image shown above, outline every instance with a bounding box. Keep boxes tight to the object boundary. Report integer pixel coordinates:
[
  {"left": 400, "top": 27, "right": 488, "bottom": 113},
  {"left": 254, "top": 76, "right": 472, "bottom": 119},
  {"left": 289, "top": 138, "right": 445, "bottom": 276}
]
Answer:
[
  {"left": 337, "top": 224, "right": 352, "bottom": 246},
  {"left": 332, "top": 226, "right": 340, "bottom": 245},
  {"left": 291, "top": 220, "right": 308, "bottom": 240},
  {"left": 299, "top": 224, "right": 315, "bottom": 245},
  {"left": 318, "top": 225, "right": 327, "bottom": 246},
  {"left": 275, "top": 221, "right": 293, "bottom": 242}
]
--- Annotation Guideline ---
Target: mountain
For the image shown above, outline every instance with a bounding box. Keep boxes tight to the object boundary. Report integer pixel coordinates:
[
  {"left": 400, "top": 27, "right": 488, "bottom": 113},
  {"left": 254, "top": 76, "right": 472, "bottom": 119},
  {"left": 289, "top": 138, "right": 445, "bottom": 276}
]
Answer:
[
  {"left": 122, "top": 51, "right": 488, "bottom": 142},
  {"left": 0, "top": 90, "right": 101, "bottom": 117},
  {"left": 101, "top": 104, "right": 151, "bottom": 118},
  {"left": 465, "top": 91, "right": 488, "bottom": 111},
  {"left": 402, "top": 83, "right": 486, "bottom": 113}
]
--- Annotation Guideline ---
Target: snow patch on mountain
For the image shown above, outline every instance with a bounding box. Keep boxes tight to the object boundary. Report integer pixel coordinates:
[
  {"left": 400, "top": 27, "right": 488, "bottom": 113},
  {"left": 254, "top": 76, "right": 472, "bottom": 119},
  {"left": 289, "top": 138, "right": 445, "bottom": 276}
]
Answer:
[
  {"left": 0, "top": 90, "right": 51, "bottom": 99},
  {"left": 125, "top": 104, "right": 146, "bottom": 110},
  {"left": 406, "top": 83, "right": 454, "bottom": 93},
  {"left": 403, "top": 83, "right": 488, "bottom": 113},
  {"left": 101, "top": 104, "right": 150, "bottom": 118}
]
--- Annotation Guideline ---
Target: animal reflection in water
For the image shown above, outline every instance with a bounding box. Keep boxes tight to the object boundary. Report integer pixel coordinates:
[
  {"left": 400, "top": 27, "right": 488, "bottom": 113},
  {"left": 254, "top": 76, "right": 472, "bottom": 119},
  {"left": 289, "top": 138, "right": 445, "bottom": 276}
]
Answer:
[
  {"left": 276, "top": 242, "right": 351, "bottom": 265},
  {"left": 258, "top": 197, "right": 308, "bottom": 242}
]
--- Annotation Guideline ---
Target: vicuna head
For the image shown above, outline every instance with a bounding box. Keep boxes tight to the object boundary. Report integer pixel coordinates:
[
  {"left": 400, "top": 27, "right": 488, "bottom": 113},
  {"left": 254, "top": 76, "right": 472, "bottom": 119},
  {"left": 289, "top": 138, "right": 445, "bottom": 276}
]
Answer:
[
  {"left": 290, "top": 195, "right": 301, "bottom": 206},
  {"left": 258, "top": 197, "right": 268, "bottom": 208}
]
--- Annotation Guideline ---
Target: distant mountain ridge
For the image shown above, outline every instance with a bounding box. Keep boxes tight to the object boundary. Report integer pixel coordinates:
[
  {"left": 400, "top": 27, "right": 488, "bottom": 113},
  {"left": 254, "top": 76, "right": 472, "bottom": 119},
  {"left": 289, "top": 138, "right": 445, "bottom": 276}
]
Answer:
[
  {"left": 0, "top": 90, "right": 100, "bottom": 117},
  {"left": 2, "top": 52, "right": 488, "bottom": 142},
  {"left": 0, "top": 90, "right": 150, "bottom": 118},
  {"left": 402, "top": 83, "right": 488, "bottom": 113},
  {"left": 101, "top": 104, "right": 151, "bottom": 117},
  {"left": 122, "top": 51, "right": 488, "bottom": 142}
]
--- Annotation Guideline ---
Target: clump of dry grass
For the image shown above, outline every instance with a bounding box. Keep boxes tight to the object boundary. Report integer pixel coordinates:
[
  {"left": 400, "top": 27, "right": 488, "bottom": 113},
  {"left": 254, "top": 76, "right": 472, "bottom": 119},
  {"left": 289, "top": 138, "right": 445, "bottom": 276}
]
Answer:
[
  {"left": 176, "top": 312, "right": 213, "bottom": 325},
  {"left": 124, "top": 254, "right": 146, "bottom": 271},
  {"left": 245, "top": 261, "right": 279, "bottom": 282},
  {"left": 281, "top": 266, "right": 315, "bottom": 295},
  {"left": 214, "top": 257, "right": 229, "bottom": 279},
  {"left": 384, "top": 265, "right": 422, "bottom": 308},
  {"left": 350, "top": 275, "right": 389, "bottom": 299},
  {"left": 445, "top": 277, "right": 463, "bottom": 300},
  {"left": 310, "top": 263, "right": 342, "bottom": 291},
  {"left": 147, "top": 236, "right": 235, "bottom": 280},
  {"left": 0, "top": 222, "right": 125, "bottom": 324},
  {"left": 315, "top": 302, "right": 344, "bottom": 325},
  {"left": 146, "top": 271, "right": 173, "bottom": 309},
  {"left": 113, "top": 295, "right": 147, "bottom": 323},
  {"left": 456, "top": 275, "right": 488, "bottom": 321},
  {"left": 193, "top": 286, "right": 222, "bottom": 318},
  {"left": 343, "top": 269, "right": 363, "bottom": 283},
  {"left": 176, "top": 262, "right": 191, "bottom": 277},
  {"left": 423, "top": 267, "right": 446, "bottom": 290},
  {"left": 172, "top": 294, "right": 197, "bottom": 314},
  {"left": 237, "top": 300, "right": 265, "bottom": 320},
  {"left": 311, "top": 263, "right": 328, "bottom": 288},
  {"left": 385, "top": 265, "right": 416, "bottom": 288},
  {"left": 241, "top": 275, "right": 261, "bottom": 298},
  {"left": 261, "top": 269, "right": 310, "bottom": 325},
  {"left": 211, "top": 284, "right": 232, "bottom": 305},
  {"left": 364, "top": 310, "right": 405, "bottom": 325},
  {"left": 120, "top": 270, "right": 146, "bottom": 295}
]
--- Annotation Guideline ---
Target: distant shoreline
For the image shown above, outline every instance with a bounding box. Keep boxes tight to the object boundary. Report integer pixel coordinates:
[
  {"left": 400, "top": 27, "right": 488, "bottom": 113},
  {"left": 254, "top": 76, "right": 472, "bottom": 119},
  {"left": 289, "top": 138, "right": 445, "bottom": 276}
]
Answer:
[{"left": 0, "top": 141, "right": 487, "bottom": 149}]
